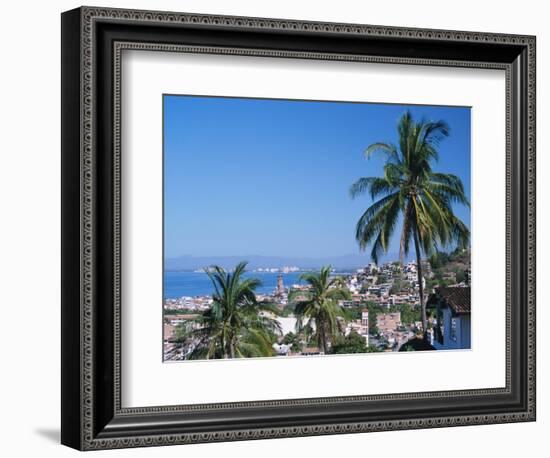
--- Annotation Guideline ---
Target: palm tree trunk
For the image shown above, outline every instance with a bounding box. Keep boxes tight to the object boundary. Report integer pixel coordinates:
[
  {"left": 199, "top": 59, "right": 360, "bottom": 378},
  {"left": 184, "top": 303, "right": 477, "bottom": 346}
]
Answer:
[
  {"left": 320, "top": 327, "right": 328, "bottom": 355},
  {"left": 222, "top": 330, "right": 229, "bottom": 359},
  {"left": 413, "top": 227, "right": 427, "bottom": 339},
  {"left": 229, "top": 336, "right": 236, "bottom": 359}
]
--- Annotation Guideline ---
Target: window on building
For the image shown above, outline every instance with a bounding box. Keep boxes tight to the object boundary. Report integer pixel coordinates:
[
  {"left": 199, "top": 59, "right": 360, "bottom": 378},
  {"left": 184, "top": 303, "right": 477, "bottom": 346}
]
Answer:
[{"left": 450, "top": 318, "right": 458, "bottom": 341}]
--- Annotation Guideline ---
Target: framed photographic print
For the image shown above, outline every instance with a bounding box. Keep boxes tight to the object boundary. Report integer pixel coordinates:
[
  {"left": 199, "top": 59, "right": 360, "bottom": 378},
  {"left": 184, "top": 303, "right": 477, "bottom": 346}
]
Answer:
[{"left": 61, "top": 6, "right": 536, "bottom": 450}]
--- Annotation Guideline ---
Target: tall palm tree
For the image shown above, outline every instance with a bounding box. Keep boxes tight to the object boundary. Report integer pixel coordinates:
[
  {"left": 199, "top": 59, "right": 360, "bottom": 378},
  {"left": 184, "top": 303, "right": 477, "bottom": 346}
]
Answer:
[
  {"left": 349, "top": 111, "right": 470, "bottom": 337},
  {"left": 289, "top": 266, "right": 351, "bottom": 354},
  {"left": 177, "top": 261, "right": 281, "bottom": 359}
]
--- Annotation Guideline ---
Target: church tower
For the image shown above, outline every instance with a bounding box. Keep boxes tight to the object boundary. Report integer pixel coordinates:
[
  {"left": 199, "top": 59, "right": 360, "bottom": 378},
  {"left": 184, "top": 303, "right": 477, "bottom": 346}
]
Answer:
[{"left": 276, "top": 273, "right": 284, "bottom": 296}]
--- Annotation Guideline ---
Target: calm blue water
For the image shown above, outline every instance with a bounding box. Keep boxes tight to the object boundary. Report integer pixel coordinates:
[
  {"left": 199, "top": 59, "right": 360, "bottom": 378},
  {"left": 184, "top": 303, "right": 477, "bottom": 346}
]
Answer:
[{"left": 164, "top": 271, "right": 306, "bottom": 299}]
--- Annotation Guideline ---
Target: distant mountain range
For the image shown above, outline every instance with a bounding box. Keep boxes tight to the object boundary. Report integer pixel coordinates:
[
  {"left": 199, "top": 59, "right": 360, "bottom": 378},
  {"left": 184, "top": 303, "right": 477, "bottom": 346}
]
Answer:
[{"left": 165, "top": 253, "right": 415, "bottom": 271}]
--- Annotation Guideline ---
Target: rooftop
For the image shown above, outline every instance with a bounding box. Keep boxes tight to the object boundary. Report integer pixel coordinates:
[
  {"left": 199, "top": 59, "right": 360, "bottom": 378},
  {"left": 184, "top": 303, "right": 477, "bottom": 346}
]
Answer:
[{"left": 428, "top": 286, "right": 471, "bottom": 314}]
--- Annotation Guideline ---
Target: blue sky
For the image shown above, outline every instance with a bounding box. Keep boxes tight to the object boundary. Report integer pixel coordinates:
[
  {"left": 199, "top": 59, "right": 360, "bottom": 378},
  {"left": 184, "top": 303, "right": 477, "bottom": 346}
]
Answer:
[{"left": 164, "top": 95, "right": 471, "bottom": 259}]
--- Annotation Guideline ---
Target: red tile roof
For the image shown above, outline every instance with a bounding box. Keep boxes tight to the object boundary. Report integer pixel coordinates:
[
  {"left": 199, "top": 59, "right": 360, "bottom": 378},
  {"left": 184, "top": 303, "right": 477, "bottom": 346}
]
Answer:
[{"left": 435, "top": 287, "right": 471, "bottom": 314}]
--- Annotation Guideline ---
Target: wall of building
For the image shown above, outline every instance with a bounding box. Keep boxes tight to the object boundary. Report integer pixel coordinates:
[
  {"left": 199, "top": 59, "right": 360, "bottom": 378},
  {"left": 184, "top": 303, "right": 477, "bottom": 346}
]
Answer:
[
  {"left": 434, "top": 309, "right": 471, "bottom": 351},
  {"left": 461, "top": 315, "right": 471, "bottom": 349}
]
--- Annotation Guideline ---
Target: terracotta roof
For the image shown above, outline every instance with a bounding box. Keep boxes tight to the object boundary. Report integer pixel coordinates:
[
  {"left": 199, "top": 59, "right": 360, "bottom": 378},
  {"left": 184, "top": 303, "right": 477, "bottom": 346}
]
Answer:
[{"left": 435, "top": 287, "right": 471, "bottom": 314}]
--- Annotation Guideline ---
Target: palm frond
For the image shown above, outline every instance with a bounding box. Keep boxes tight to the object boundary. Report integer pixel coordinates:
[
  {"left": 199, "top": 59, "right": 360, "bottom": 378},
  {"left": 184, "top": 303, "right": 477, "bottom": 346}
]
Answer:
[
  {"left": 364, "top": 142, "right": 399, "bottom": 162},
  {"left": 399, "top": 199, "right": 414, "bottom": 259},
  {"left": 355, "top": 193, "right": 401, "bottom": 254}
]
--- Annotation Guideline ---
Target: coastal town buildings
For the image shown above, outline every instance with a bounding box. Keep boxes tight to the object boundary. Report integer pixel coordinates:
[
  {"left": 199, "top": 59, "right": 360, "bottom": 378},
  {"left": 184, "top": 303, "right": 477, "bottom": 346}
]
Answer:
[
  {"left": 163, "top": 256, "right": 471, "bottom": 360},
  {"left": 344, "top": 308, "right": 369, "bottom": 346}
]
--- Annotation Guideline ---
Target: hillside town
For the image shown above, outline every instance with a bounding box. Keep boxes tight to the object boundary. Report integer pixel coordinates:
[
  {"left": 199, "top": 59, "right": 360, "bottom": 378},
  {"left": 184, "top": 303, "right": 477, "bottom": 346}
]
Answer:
[{"left": 164, "top": 250, "right": 471, "bottom": 361}]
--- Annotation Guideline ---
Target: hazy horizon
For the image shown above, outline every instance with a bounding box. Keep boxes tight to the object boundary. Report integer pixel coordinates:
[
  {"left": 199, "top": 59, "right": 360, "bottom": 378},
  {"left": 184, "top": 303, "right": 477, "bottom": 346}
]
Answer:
[{"left": 164, "top": 251, "right": 423, "bottom": 272}]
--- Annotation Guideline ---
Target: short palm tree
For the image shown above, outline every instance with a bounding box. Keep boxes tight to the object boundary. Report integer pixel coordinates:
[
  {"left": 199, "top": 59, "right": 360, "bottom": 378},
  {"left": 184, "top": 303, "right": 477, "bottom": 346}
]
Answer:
[
  {"left": 349, "top": 111, "right": 470, "bottom": 337},
  {"left": 289, "top": 266, "right": 351, "bottom": 354},
  {"left": 177, "top": 261, "right": 281, "bottom": 359}
]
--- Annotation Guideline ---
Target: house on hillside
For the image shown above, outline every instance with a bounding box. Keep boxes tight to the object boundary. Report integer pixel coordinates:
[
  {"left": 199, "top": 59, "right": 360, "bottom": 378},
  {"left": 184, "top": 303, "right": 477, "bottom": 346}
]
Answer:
[
  {"left": 427, "top": 287, "right": 471, "bottom": 350},
  {"left": 376, "top": 312, "right": 401, "bottom": 334}
]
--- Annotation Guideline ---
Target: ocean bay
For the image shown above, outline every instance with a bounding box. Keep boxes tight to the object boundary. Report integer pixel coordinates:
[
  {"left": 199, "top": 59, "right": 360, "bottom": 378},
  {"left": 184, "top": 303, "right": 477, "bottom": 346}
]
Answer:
[{"left": 164, "top": 270, "right": 306, "bottom": 298}]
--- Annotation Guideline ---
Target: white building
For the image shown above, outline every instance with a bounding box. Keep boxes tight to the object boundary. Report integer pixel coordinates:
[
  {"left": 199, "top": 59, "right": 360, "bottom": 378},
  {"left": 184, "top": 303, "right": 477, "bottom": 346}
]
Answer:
[
  {"left": 361, "top": 309, "right": 369, "bottom": 346},
  {"left": 427, "top": 287, "right": 471, "bottom": 350}
]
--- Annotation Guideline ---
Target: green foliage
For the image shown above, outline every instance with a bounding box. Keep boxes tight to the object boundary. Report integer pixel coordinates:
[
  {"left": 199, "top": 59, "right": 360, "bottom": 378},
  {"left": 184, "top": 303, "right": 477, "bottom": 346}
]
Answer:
[
  {"left": 389, "top": 278, "right": 406, "bottom": 295},
  {"left": 429, "top": 251, "right": 451, "bottom": 269},
  {"left": 341, "top": 305, "right": 365, "bottom": 320},
  {"left": 268, "top": 302, "right": 294, "bottom": 317},
  {"left": 399, "top": 303, "right": 421, "bottom": 326},
  {"left": 330, "top": 331, "right": 368, "bottom": 354},
  {"left": 289, "top": 266, "right": 351, "bottom": 354},
  {"left": 429, "top": 250, "right": 470, "bottom": 287},
  {"left": 282, "top": 332, "right": 303, "bottom": 353},
  {"left": 177, "top": 262, "right": 281, "bottom": 359}
]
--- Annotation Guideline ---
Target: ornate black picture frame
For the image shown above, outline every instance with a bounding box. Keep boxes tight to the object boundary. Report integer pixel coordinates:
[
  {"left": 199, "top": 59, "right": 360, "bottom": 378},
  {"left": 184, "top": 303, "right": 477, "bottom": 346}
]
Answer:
[{"left": 61, "top": 6, "right": 536, "bottom": 451}]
